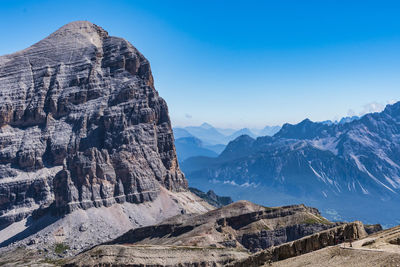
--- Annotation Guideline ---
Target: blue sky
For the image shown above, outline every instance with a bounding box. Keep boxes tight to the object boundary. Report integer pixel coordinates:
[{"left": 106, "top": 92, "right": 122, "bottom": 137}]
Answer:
[{"left": 1, "top": 0, "right": 399, "bottom": 128}]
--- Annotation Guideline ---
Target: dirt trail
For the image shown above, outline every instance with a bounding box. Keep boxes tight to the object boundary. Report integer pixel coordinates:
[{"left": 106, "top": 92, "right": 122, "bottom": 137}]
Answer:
[{"left": 270, "top": 226, "right": 400, "bottom": 267}]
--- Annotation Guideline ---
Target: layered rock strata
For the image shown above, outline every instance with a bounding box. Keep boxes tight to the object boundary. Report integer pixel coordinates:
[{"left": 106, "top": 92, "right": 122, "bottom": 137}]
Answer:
[
  {"left": 107, "top": 201, "right": 337, "bottom": 252},
  {"left": 64, "top": 245, "right": 250, "bottom": 267},
  {"left": 0, "top": 21, "right": 187, "bottom": 226},
  {"left": 229, "top": 221, "right": 368, "bottom": 266}
]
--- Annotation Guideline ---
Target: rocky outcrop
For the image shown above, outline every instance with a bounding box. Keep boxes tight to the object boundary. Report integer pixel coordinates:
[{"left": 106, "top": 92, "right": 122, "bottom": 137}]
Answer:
[
  {"left": 364, "top": 224, "right": 383, "bottom": 235},
  {"left": 229, "top": 221, "right": 368, "bottom": 266},
  {"left": 240, "top": 223, "right": 336, "bottom": 252},
  {"left": 63, "top": 222, "right": 399, "bottom": 267},
  {"left": 64, "top": 245, "right": 250, "bottom": 267},
  {"left": 107, "top": 201, "right": 336, "bottom": 252},
  {"left": 0, "top": 21, "right": 187, "bottom": 226},
  {"left": 0, "top": 188, "right": 212, "bottom": 256},
  {"left": 188, "top": 187, "right": 233, "bottom": 208},
  {"left": 61, "top": 208, "right": 372, "bottom": 267}
]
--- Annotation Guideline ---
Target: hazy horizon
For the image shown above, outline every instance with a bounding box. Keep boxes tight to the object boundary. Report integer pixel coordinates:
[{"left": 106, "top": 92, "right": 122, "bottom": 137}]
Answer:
[{"left": 172, "top": 100, "right": 394, "bottom": 129}]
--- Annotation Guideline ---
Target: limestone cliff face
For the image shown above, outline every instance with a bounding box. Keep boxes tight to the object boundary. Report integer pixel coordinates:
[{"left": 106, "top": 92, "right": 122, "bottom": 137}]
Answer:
[
  {"left": 229, "top": 221, "right": 368, "bottom": 266},
  {"left": 0, "top": 21, "right": 187, "bottom": 225}
]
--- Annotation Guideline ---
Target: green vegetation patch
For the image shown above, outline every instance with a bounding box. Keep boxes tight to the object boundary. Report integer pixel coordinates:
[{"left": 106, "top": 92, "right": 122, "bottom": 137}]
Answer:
[
  {"left": 54, "top": 243, "right": 70, "bottom": 254},
  {"left": 41, "top": 257, "right": 66, "bottom": 266},
  {"left": 303, "top": 218, "right": 320, "bottom": 224},
  {"left": 302, "top": 215, "right": 331, "bottom": 225},
  {"left": 263, "top": 225, "right": 271, "bottom": 231},
  {"left": 315, "top": 214, "right": 332, "bottom": 224},
  {"left": 262, "top": 206, "right": 279, "bottom": 211}
]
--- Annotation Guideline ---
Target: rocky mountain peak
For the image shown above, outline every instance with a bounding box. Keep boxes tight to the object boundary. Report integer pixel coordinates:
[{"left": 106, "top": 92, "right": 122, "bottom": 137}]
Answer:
[
  {"left": 0, "top": 21, "right": 187, "bottom": 226},
  {"left": 200, "top": 122, "right": 214, "bottom": 129},
  {"left": 383, "top": 101, "right": 400, "bottom": 118},
  {"left": 47, "top": 21, "right": 109, "bottom": 42},
  {"left": 218, "top": 134, "right": 255, "bottom": 161}
]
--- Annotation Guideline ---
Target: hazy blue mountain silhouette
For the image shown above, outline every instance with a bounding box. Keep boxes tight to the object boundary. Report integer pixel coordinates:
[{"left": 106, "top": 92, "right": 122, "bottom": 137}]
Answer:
[
  {"left": 175, "top": 137, "right": 218, "bottom": 162},
  {"left": 183, "top": 102, "right": 400, "bottom": 226},
  {"left": 173, "top": 123, "right": 280, "bottom": 147},
  {"left": 257, "top": 125, "right": 281, "bottom": 136},
  {"left": 227, "top": 128, "right": 257, "bottom": 140},
  {"left": 173, "top": 128, "right": 194, "bottom": 139}
]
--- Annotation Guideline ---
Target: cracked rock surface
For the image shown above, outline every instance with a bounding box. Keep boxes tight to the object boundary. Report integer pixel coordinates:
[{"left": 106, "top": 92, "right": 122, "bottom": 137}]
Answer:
[{"left": 0, "top": 21, "right": 187, "bottom": 227}]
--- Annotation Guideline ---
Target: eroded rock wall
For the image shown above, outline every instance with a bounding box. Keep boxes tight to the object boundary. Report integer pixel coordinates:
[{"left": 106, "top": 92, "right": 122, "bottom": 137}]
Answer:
[
  {"left": 229, "top": 221, "right": 368, "bottom": 266},
  {"left": 0, "top": 21, "right": 187, "bottom": 226}
]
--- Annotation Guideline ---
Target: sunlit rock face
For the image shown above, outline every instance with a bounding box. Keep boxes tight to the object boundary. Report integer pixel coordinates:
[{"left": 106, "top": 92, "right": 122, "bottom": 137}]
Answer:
[{"left": 0, "top": 21, "right": 187, "bottom": 225}]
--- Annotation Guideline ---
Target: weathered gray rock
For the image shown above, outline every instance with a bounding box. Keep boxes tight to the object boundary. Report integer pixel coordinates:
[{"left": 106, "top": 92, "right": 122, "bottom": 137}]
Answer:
[
  {"left": 64, "top": 245, "right": 250, "bottom": 267},
  {"left": 240, "top": 223, "right": 336, "bottom": 252},
  {"left": 188, "top": 187, "right": 233, "bottom": 208},
  {"left": 229, "top": 221, "right": 368, "bottom": 266},
  {"left": 364, "top": 224, "right": 383, "bottom": 235},
  {"left": 107, "top": 201, "right": 337, "bottom": 252},
  {"left": 0, "top": 21, "right": 187, "bottom": 226}
]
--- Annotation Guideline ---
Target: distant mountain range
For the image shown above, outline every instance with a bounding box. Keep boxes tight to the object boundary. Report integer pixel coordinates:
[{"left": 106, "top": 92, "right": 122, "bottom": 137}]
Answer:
[
  {"left": 174, "top": 123, "right": 281, "bottom": 145},
  {"left": 173, "top": 123, "right": 281, "bottom": 162},
  {"left": 174, "top": 137, "right": 218, "bottom": 161},
  {"left": 320, "top": 116, "right": 360, "bottom": 125},
  {"left": 253, "top": 125, "right": 283, "bottom": 136},
  {"left": 182, "top": 103, "right": 400, "bottom": 226}
]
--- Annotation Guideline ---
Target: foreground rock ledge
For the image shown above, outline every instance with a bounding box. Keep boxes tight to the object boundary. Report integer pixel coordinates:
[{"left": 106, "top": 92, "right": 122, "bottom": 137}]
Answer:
[
  {"left": 228, "top": 221, "right": 367, "bottom": 266},
  {"left": 64, "top": 245, "right": 250, "bottom": 267},
  {"left": 63, "top": 221, "right": 369, "bottom": 267}
]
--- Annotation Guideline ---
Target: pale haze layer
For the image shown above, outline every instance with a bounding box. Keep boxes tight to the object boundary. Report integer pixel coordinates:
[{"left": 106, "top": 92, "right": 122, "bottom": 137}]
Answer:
[{"left": 1, "top": 0, "right": 399, "bottom": 128}]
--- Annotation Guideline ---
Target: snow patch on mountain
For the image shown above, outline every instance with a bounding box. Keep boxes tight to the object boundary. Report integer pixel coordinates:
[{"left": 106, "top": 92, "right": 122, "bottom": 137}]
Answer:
[
  {"left": 350, "top": 154, "right": 396, "bottom": 193},
  {"left": 309, "top": 137, "right": 339, "bottom": 155}
]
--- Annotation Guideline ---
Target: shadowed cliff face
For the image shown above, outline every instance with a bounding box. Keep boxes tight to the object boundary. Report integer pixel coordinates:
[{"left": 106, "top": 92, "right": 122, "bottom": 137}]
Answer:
[{"left": 0, "top": 21, "right": 187, "bottom": 225}]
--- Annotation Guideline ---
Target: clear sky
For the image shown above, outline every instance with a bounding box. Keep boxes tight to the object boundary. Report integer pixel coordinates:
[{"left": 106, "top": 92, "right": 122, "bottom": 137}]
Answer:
[{"left": 1, "top": 0, "right": 399, "bottom": 128}]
